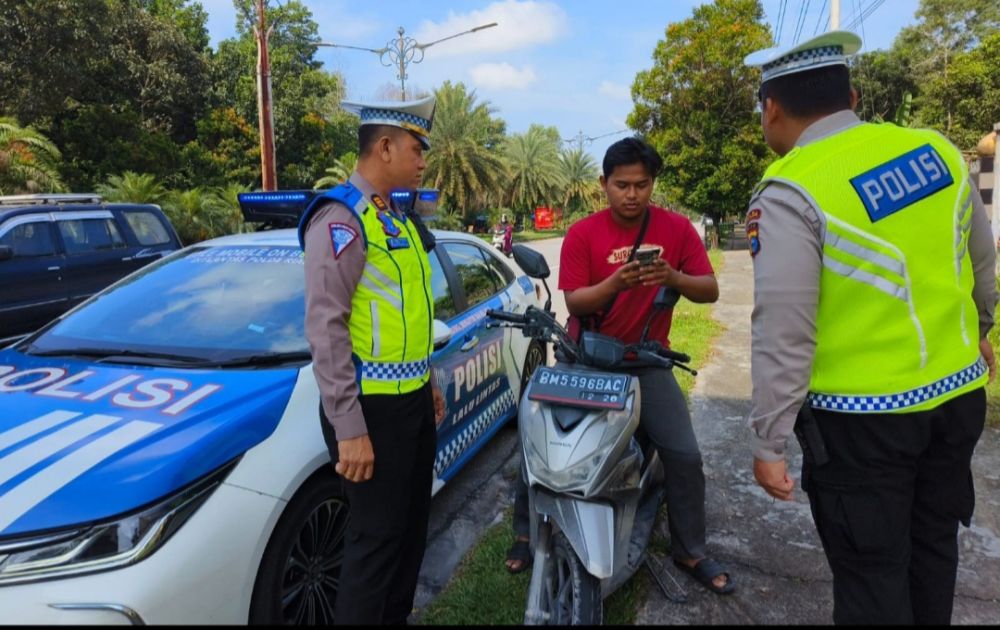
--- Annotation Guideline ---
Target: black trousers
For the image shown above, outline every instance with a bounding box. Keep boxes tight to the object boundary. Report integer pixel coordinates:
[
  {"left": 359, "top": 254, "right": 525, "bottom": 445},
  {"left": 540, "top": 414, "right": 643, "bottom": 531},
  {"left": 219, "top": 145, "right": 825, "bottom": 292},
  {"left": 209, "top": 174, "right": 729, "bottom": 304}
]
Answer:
[
  {"left": 800, "top": 387, "right": 985, "bottom": 625},
  {"left": 513, "top": 366, "right": 708, "bottom": 561},
  {"left": 320, "top": 383, "right": 437, "bottom": 625}
]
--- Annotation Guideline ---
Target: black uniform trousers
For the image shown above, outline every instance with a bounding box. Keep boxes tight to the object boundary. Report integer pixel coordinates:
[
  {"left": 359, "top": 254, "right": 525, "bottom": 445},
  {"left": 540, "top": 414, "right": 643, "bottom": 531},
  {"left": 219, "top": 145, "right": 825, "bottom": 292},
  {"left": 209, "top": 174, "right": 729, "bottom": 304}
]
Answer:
[
  {"left": 799, "top": 387, "right": 985, "bottom": 625},
  {"left": 513, "top": 366, "right": 708, "bottom": 561},
  {"left": 320, "top": 382, "right": 437, "bottom": 625}
]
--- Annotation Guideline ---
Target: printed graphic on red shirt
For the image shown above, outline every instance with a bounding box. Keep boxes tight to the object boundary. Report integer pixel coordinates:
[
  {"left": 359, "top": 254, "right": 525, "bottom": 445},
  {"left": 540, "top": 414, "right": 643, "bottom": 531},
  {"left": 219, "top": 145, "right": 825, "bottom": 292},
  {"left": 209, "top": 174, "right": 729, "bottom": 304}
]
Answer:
[{"left": 560, "top": 207, "right": 713, "bottom": 345}]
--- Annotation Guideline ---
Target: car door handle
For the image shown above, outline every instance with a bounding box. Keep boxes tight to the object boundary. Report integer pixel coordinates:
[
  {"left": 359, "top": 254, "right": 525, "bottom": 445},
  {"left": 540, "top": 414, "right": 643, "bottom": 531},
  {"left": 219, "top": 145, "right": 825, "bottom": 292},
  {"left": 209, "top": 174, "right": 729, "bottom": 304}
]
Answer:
[{"left": 460, "top": 336, "right": 480, "bottom": 352}]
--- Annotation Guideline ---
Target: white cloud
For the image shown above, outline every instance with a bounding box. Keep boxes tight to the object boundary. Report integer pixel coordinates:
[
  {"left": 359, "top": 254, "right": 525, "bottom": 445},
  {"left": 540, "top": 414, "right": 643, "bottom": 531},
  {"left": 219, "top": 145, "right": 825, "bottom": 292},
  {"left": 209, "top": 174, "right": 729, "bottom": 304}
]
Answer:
[
  {"left": 598, "top": 81, "right": 631, "bottom": 101},
  {"left": 413, "top": 0, "right": 567, "bottom": 56},
  {"left": 469, "top": 63, "right": 538, "bottom": 90}
]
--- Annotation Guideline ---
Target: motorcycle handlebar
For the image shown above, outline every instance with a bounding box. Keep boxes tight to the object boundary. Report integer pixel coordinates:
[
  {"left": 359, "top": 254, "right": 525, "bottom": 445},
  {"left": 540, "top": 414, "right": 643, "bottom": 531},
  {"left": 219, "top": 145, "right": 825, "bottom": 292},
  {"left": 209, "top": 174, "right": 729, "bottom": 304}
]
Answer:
[
  {"left": 485, "top": 309, "right": 527, "bottom": 324},
  {"left": 659, "top": 348, "right": 691, "bottom": 364}
]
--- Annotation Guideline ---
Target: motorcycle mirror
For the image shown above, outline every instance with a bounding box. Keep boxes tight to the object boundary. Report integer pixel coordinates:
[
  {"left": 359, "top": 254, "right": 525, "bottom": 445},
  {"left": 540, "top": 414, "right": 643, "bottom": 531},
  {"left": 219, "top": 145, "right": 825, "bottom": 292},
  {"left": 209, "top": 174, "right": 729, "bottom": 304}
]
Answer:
[
  {"left": 432, "top": 319, "right": 452, "bottom": 351},
  {"left": 512, "top": 244, "right": 549, "bottom": 279},
  {"left": 653, "top": 286, "right": 681, "bottom": 310}
]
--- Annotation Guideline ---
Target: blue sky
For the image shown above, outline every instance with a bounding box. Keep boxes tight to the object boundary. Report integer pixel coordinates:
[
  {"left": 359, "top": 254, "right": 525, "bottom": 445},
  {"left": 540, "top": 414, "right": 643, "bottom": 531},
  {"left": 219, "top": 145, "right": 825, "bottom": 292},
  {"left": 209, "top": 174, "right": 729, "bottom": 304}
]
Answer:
[{"left": 201, "top": 0, "right": 920, "bottom": 159}]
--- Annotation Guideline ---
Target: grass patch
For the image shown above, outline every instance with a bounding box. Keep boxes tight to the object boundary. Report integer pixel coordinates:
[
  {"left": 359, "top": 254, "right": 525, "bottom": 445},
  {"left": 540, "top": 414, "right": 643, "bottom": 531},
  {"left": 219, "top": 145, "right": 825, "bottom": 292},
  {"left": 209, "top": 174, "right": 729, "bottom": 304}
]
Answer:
[{"left": 418, "top": 251, "right": 728, "bottom": 625}]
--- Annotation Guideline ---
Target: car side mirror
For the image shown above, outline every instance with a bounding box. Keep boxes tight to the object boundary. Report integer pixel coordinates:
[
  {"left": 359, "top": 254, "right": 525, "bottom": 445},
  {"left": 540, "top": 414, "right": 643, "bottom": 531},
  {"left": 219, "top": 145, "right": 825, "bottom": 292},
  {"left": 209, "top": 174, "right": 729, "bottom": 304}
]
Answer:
[
  {"left": 0, "top": 245, "right": 13, "bottom": 262},
  {"left": 653, "top": 286, "right": 681, "bottom": 310},
  {"left": 512, "top": 244, "right": 549, "bottom": 279},
  {"left": 433, "top": 319, "right": 452, "bottom": 351}
]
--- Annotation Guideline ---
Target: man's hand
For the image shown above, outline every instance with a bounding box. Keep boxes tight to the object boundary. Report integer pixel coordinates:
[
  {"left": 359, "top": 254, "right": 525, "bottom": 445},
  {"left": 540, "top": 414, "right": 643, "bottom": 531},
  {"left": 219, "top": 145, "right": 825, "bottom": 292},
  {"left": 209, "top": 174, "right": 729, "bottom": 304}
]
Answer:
[
  {"left": 637, "top": 259, "right": 678, "bottom": 288},
  {"left": 336, "top": 434, "right": 374, "bottom": 483},
  {"left": 753, "top": 458, "right": 795, "bottom": 502},
  {"left": 981, "top": 337, "right": 996, "bottom": 383},
  {"left": 432, "top": 385, "right": 446, "bottom": 425},
  {"left": 610, "top": 260, "right": 645, "bottom": 292}
]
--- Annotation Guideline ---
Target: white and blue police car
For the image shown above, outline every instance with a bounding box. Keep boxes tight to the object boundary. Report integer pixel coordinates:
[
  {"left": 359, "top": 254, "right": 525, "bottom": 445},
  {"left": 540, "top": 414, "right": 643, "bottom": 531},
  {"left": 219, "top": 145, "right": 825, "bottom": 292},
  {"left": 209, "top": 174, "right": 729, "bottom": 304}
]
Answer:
[{"left": 0, "top": 191, "right": 546, "bottom": 624}]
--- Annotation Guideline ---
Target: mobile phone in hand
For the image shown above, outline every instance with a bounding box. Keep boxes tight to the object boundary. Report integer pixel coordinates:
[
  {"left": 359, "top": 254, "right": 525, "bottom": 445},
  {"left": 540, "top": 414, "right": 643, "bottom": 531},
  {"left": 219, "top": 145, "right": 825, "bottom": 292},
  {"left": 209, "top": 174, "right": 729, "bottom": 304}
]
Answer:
[{"left": 635, "top": 247, "right": 659, "bottom": 266}]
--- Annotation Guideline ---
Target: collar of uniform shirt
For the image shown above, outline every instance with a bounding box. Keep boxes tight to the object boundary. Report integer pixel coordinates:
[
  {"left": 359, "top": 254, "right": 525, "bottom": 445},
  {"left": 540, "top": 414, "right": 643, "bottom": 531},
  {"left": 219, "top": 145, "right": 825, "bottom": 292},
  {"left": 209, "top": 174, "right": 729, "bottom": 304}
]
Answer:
[
  {"left": 795, "top": 110, "right": 862, "bottom": 149},
  {"left": 348, "top": 170, "right": 406, "bottom": 218}
]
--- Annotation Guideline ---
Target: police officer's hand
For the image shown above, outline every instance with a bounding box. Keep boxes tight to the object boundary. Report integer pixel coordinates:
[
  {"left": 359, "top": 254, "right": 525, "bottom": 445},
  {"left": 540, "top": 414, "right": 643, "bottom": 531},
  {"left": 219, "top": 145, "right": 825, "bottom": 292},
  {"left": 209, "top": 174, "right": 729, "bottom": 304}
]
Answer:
[
  {"left": 980, "top": 338, "right": 996, "bottom": 383},
  {"left": 611, "top": 261, "right": 645, "bottom": 291},
  {"left": 432, "top": 385, "right": 446, "bottom": 425},
  {"left": 753, "top": 458, "right": 795, "bottom": 502},
  {"left": 336, "top": 435, "right": 375, "bottom": 483},
  {"left": 637, "top": 259, "right": 677, "bottom": 287}
]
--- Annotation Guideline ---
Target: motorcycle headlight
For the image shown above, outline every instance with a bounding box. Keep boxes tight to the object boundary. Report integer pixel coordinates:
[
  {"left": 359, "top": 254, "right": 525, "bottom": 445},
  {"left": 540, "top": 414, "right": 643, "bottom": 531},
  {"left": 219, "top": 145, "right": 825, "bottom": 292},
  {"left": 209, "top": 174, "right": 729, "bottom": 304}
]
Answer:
[
  {"left": 522, "top": 392, "right": 638, "bottom": 494},
  {"left": 0, "top": 459, "right": 237, "bottom": 586}
]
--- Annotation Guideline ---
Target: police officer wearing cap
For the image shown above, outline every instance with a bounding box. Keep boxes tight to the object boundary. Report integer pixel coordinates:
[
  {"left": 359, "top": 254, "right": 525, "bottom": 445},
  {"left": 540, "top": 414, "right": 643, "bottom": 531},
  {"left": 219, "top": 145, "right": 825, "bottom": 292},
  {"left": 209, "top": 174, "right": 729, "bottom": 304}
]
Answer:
[
  {"left": 743, "top": 31, "right": 997, "bottom": 624},
  {"left": 300, "top": 95, "right": 446, "bottom": 625}
]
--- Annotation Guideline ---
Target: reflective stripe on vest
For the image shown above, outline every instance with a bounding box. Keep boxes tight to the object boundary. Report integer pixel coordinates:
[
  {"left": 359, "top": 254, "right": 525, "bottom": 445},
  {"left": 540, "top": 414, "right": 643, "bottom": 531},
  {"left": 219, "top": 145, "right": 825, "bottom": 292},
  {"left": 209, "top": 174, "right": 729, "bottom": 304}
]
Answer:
[
  {"left": 300, "top": 182, "right": 434, "bottom": 395},
  {"left": 758, "top": 122, "right": 985, "bottom": 413}
]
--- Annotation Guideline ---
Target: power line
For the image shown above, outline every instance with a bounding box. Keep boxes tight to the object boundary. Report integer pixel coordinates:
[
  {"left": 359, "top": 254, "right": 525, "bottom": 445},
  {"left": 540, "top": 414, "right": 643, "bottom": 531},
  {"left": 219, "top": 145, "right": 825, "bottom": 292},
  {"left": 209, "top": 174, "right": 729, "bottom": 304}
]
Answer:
[
  {"left": 793, "top": 0, "right": 813, "bottom": 44},
  {"left": 845, "top": 0, "right": 886, "bottom": 31},
  {"left": 774, "top": 0, "right": 789, "bottom": 45},
  {"left": 813, "top": 0, "right": 828, "bottom": 36}
]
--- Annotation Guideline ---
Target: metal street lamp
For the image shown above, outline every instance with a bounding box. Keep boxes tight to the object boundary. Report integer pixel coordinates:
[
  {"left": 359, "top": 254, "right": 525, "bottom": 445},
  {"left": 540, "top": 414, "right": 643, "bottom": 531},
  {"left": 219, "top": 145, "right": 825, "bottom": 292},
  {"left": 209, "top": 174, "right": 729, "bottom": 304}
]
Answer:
[{"left": 317, "top": 22, "right": 498, "bottom": 100}]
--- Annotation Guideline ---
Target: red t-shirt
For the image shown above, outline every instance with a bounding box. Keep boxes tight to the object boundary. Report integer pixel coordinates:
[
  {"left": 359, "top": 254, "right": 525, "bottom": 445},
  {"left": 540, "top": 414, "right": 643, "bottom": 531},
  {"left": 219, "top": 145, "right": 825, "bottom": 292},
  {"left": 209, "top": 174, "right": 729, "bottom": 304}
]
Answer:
[{"left": 559, "top": 206, "right": 714, "bottom": 345}]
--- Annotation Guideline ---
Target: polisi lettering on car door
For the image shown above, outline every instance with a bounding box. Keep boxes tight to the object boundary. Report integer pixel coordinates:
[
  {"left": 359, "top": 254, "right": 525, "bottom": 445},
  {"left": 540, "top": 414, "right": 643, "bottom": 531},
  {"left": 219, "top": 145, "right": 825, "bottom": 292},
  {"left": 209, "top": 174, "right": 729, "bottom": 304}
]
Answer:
[{"left": 431, "top": 242, "right": 518, "bottom": 482}]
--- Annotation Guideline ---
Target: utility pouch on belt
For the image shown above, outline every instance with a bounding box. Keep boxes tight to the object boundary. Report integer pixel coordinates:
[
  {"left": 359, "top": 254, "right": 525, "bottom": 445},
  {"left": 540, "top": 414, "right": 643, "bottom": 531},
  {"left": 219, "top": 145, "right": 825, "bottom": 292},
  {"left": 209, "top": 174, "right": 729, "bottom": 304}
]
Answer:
[{"left": 794, "top": 404, "right": 829, "bottom": 467}]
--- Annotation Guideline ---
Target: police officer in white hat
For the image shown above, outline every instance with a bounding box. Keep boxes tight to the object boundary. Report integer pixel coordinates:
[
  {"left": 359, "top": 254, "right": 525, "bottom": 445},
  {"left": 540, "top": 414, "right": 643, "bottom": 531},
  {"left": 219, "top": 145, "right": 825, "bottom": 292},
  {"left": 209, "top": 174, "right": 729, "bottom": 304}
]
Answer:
[
  {"left": 744, "top": 31, "right": 996, "bottom": 624},
  {"left": 300, "top": 94, "right": 445, "bottom": 624}
]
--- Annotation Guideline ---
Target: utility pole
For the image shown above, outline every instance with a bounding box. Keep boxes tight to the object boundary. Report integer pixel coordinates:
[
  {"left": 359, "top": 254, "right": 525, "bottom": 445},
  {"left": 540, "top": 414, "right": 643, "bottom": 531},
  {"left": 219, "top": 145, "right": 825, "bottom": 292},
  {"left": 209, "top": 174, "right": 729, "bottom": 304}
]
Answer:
[
  {"left": 830, "top": 0, "right": 840, "bottom": 30},
  {"left": 254, "top": 0, "right": 277, "bottom": 190}
]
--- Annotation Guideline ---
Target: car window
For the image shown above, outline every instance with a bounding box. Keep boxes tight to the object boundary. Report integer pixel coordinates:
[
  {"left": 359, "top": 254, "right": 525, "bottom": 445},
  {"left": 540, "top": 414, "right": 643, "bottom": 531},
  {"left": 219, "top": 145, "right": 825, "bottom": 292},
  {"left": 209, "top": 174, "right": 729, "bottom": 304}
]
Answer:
[
  {"left": 483, "top": 249, "right": 515, "bottom": 285},
  {"left": 441, "top": 242, "right": 503, "bottom": 308},
  {"left": 0, "top": 221, "right": 57, "bottom": 258},
  {"left": 123, "top": 210, "right": 172, "bottom": 246},
  {"left": 429, "top": 251, "right": 457, "bottom": 321},
  {"left": 30, "top": 246, "right": 308, "bottom": 359},
  {"left": 58, "top": 218, "right": 126, "bottom": 254}
]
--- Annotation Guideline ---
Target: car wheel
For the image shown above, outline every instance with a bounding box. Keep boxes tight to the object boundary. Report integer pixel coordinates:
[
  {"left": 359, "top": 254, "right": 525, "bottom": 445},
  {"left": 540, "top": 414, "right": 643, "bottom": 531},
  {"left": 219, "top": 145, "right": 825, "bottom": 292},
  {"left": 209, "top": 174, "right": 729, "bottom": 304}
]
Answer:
[{"left": 249, "top": 472, "right": 348, "bottom": 625}]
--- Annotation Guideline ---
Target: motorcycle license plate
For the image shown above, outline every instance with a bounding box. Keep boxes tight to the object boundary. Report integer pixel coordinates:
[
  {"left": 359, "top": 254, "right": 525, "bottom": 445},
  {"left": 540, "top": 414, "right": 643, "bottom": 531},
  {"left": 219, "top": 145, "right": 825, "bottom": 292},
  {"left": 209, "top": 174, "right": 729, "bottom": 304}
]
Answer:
[{"left": 527, "top": 367, "right": 631, "bottom": 411}]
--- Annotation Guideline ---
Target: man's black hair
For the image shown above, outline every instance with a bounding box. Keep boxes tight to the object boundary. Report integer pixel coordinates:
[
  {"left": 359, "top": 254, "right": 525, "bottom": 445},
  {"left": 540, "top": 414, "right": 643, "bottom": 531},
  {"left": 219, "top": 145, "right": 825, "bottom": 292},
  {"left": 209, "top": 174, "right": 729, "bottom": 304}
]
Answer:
[
  {"left": 758, "top": 64, "right": 852, "bottom": 119},
  {"left": 358, "top": 124, "right": 408, "bottom": 156},
  {"left": 602, "top": 136, "right": 663, "bottom": 180}
]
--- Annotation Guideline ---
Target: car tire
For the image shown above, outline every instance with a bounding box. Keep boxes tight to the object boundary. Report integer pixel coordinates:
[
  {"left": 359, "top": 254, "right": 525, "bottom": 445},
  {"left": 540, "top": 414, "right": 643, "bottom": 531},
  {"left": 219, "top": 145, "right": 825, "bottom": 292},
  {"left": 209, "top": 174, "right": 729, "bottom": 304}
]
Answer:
[
  {"left": 513, "top": 341, "right": 546, "bottom": 427},
  {"left": 249, "top": 472, "right": 349, "bottom": 625}
]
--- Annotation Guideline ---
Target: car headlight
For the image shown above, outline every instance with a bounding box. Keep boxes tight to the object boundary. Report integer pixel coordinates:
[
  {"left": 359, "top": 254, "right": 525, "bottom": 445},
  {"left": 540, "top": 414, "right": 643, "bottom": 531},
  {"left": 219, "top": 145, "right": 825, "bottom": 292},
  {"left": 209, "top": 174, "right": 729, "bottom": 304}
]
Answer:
[
  {"left": 0, "top": 459, "right": 238, "bottom": 586},
  {"left": 521, "top": 392, "right": 638, "bottom": 494}
]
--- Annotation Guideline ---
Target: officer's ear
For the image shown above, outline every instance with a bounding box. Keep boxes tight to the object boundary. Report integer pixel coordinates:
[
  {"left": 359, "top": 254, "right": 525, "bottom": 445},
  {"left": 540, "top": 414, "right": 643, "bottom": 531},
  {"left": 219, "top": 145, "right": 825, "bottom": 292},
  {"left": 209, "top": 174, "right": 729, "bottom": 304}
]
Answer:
[
  {"left": 849, "top": 86, "right": 859, "bottom": 112},
  {"left": 375, "top": 134, "right": 394, "bottom": 163}
]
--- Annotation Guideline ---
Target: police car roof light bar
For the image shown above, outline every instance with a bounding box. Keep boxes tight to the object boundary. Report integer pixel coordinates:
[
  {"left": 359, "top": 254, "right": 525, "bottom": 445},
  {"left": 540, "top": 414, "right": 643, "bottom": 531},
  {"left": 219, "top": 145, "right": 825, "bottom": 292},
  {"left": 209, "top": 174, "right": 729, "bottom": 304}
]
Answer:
[
  {"left": 0, "top": 193, "right": 104, "bottom": 206},
  {"left": 237, "top": 190, "right": 320, "bottom": 227}
]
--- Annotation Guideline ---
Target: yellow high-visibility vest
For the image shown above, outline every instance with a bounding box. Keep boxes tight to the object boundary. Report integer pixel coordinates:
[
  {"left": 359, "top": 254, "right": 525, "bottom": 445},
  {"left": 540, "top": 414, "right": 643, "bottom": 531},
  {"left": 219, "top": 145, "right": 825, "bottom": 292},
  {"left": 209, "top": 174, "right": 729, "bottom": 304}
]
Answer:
[
  {"left": 300, "top": 183, "right": 433, "bottom": 395},
  {"left": 758, "top": 121, "right": 986, "bottom": 413}
]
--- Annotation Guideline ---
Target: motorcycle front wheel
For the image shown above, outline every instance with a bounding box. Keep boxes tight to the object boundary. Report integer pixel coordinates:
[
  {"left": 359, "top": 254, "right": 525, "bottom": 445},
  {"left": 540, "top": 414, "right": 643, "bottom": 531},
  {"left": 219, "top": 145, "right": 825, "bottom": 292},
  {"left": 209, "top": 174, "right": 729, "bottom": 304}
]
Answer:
[{"left": 545, "top": 533, "right": 602, "bottom": 625}]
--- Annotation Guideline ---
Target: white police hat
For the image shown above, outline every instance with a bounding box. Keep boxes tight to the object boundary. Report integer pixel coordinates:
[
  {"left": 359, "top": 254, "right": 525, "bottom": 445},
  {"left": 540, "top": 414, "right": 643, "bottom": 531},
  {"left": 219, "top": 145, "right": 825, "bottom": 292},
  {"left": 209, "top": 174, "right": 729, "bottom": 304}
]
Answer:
[
  {"left": 341, "top": 95, "right": 436, "bottom": 149},
  {"left": 744, "top": 30, "right": 863, "bottom": 83}
]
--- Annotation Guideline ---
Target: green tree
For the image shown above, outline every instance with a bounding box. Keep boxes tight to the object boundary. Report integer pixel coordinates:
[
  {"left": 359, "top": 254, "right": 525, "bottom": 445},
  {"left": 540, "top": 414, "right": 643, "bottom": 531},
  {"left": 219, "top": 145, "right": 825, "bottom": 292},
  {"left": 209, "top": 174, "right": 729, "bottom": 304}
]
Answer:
[
  {"left": 850, "top": 50, "right": 918, "bottom": 123},
  {"left": 0, "top": 117, "right": 65, "bottom": 194},
  {"left": 423, "top": 81, "right": 508, "bottom": 216},
  {"left": 558, "top": 148, "right": 601, "bottom": 216},
  {"left": 95, "top": 171, "right": 167, "bottom": 204},
  {"left": 915, "top": 32, "right": 1000, "bottom": 150},
  {"left": 628, "top": 0, "right": 772, "bottom": 223},
  {"left": 315, "top": 152, "right": 357, "bottom": 189},
  {"left": 503, "top": 125, "right": 566, "bottom": 218}
]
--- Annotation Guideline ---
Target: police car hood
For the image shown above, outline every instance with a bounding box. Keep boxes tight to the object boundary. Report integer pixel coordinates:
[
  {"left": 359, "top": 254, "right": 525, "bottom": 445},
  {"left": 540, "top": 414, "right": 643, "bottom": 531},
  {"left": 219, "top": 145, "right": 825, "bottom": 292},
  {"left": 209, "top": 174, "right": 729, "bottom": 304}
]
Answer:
[{"left": 0, "top": 349, "right": 299, "bottom": 537}]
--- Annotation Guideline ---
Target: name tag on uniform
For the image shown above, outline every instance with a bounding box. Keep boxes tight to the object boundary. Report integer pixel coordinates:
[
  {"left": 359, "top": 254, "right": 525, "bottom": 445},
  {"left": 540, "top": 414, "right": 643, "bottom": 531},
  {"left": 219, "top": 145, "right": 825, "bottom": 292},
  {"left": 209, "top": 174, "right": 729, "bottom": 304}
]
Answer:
[
  {"left": 850, "top": 144, "right": 954, "bottom": 223},
  {"left": 386, "top": 237, "right": 411, "bottom": 250}
]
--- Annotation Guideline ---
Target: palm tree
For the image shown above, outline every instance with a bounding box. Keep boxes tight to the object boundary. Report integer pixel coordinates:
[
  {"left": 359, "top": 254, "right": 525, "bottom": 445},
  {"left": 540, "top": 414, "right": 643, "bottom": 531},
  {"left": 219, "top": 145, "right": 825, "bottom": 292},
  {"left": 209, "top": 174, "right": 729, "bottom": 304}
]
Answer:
[
  {"left": 559, "top": 148, "right": 601, "bottom": 215},
  {"left": 95, "top": 171, "right": 167, "bottom": 204},
  {"left": 504, "top": 125, "right": 567, "bottom": 217},
  {"left": 0, "top": 117, "right": 65, "bottom": 194},
  {"left": 424, "top": 81, "right": 507, "bottom": 216},
  {"left": 314, "top": 152, "right": 357, "bottom": 189}
]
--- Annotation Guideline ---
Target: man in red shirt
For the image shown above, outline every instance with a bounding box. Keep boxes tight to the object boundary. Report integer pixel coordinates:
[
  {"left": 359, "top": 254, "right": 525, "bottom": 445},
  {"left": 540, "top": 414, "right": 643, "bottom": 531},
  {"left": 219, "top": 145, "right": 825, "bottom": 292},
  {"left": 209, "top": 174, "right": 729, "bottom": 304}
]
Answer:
[{"left": 504, "top": 137, "right": 734, "bottom": 595}]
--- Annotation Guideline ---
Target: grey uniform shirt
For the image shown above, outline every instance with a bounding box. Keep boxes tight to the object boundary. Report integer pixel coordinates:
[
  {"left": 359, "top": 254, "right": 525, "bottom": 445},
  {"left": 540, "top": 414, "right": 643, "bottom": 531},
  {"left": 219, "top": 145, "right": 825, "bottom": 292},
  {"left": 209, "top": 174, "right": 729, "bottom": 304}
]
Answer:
[
  {"left": 303, "top": 171, "right": 379, "bottom": 442},
  {"left": 747, "top": 110, "right": 998, "bottom": 462}
]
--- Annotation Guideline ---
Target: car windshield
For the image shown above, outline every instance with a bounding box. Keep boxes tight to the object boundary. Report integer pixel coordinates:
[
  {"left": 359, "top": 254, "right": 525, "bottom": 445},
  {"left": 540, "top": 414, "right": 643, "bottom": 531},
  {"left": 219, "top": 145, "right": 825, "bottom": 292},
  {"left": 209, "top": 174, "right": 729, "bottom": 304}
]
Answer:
[{"left": 27, "top": 245, "right": 307, "bottom": 361}]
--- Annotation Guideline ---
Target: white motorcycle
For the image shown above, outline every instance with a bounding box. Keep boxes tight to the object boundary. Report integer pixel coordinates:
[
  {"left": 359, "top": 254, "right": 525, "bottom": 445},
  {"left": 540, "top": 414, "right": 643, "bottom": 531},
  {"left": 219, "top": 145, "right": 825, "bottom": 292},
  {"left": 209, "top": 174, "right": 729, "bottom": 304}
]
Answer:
[{"left": 487, "top": 245, "right": 695, "bottom": 625}]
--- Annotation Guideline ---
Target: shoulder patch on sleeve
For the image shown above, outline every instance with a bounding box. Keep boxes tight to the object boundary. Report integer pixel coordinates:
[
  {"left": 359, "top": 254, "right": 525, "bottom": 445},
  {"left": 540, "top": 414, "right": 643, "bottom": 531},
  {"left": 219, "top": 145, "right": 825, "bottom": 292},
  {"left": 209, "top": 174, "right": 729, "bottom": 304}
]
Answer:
[
  {"left": 746, "top": 209, "right": 761, "bottom": 258},
  {"left": 329, "top": 223, "right": 360, "bottom": 259}
]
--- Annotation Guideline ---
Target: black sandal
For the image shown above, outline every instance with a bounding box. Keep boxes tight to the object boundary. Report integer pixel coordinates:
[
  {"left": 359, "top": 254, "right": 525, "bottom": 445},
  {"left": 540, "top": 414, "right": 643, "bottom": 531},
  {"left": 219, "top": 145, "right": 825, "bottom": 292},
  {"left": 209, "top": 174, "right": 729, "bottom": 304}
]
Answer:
[
  {"left": 505, "top": 538, "right": 532, "bottom": 574},
  {"left": 672, "top": 557, "right": 736, "bottom": 595}
]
